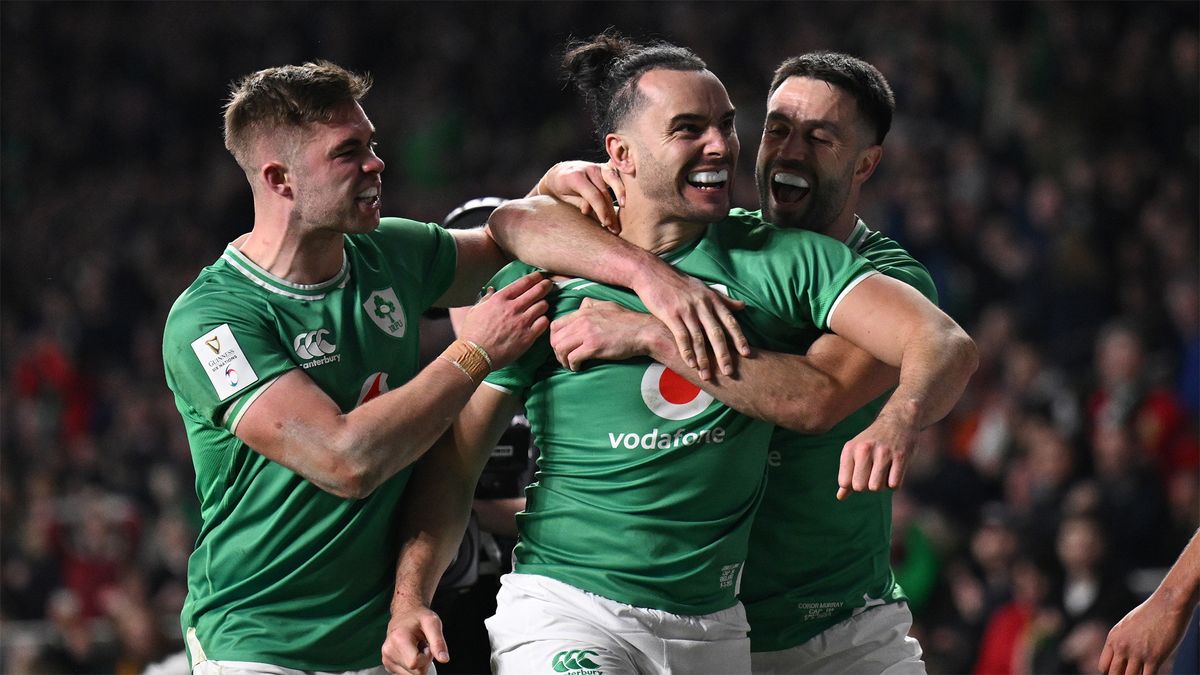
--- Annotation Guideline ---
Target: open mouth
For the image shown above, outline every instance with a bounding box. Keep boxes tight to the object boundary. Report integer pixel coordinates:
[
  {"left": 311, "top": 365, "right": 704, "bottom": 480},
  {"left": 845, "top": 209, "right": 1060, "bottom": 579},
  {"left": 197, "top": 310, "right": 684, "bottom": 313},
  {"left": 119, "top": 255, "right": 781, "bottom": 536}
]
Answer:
[
  {"left": 686, "top": 169, "right": 729, "bottom": 191},
  {"left": 772, "top": 172, "right": 810, "bottom": 204},
  {"left": 356, "top": 185, "right": 381, "bottom": 209}
]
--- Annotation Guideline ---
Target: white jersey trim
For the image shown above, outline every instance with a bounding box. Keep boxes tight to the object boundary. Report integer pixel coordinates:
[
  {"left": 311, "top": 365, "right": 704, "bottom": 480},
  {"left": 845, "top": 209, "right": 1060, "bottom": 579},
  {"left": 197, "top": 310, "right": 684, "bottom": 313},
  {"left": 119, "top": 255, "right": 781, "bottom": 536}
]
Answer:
[
  {"left": 845, "top": 217, "right": 870, "bottom": 251},
  {"left": 222, "top": 246, "right": 349, "bottom": 300},
  {"left": 826, "top": 271, "right": 879, "bottom": 330},
  {"left": 224, "top": 373, "right": 284, "bottom": 432},
  {"left": 483, "top": 380, "right": 516, "bottom": 396}
]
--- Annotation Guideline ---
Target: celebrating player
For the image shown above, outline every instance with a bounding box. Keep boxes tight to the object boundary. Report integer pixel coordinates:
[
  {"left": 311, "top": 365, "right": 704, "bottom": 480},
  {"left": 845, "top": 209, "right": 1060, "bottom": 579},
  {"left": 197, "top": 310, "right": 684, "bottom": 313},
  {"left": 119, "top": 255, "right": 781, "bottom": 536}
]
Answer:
[{"left": 382, "top": 34, "right": 975, "bottom": 675}]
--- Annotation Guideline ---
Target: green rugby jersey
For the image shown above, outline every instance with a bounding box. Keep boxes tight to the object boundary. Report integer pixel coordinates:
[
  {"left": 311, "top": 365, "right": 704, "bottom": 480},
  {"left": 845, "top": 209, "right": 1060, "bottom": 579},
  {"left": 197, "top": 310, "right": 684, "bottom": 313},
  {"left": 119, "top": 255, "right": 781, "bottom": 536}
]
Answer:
[
  {"left": 486, "top": 212, "right": 876, "bottom": 616},
  {"left": 736, "top": 212, "right": 939, "bottom": 652},
  {"left": 162, "top": 218, "right": 456, "bottom": 670}
]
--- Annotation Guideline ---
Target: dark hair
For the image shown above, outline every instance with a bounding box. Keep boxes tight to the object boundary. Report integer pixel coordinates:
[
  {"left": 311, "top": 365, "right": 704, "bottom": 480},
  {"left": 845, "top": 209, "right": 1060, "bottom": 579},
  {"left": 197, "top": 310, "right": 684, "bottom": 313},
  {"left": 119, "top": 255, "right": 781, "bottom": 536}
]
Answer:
[
  {"left": 561, "top": 30, "right": 706, "bottom": 143},
  {"left": 769, "top": 52, "right": 895, "bottom": 145},
  {"left": 223, "top": 60, "right": 372, "bottom": 171}
]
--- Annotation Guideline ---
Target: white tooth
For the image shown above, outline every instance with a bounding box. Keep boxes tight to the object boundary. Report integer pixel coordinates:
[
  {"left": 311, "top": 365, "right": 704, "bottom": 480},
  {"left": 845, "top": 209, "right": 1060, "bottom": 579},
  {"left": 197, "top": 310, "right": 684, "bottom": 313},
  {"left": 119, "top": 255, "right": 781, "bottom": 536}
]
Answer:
[
  {"left": 774, "top": 173, "right": 809, "bottom": 188},
  {"left": 688, "top": 169, "right": 729, "bottom": 184},
  {"left": 358, "top": 187, "right": 380, "bottom": 198}
]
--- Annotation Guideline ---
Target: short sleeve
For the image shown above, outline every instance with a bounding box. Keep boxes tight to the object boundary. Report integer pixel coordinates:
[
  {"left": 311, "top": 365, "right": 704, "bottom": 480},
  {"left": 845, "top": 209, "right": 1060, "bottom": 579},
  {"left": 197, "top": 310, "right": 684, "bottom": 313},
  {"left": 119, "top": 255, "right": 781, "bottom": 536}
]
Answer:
[
  {"left": 367, "top": 218, "right": 458, "bottom": 309},
  {"left": 481, "top": 261, "right": 550, "bottom": 395},
  {"left": 163, "top": 291, "right": 296, "bottom": 430}
]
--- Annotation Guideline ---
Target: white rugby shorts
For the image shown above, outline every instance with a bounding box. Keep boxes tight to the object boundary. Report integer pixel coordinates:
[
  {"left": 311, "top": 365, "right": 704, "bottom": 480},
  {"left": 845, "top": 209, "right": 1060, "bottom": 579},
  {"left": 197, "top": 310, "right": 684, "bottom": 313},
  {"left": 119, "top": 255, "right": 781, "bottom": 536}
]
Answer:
[
  {"left": 486, "top": 573, "right": 751, "bottom": 674},
  {"left": 750, "top": 601, "right": 925, "bottom": 675}
]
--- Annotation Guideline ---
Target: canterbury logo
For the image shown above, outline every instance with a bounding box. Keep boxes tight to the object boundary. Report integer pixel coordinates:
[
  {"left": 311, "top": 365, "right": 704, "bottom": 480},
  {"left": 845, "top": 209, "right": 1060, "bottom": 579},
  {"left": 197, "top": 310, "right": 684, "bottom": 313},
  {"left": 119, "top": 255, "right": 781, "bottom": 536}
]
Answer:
[
  {"left": 293, "top": 329, "right": 336, "bottom": 360},
  {"left": 552, "top": 649, "right": 601, "bottom": 673}
]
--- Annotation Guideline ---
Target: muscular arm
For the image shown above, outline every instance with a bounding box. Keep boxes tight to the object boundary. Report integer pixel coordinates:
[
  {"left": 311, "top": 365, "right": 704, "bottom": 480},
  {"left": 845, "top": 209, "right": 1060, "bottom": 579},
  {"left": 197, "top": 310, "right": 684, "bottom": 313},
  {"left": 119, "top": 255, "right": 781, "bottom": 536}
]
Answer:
[
  {"left": 826, "top": 274, "right": 978, "bottom": 496},
  {"left": 1100, "top": 528, "right": 1200, "bottom": 675},
  {"left": 552, "top": 274, "right": 976, "bottom": 497},
  {"left": 550, "top": 299, "right": 894, "bottom": 434},
  {"left": 234, "top": 272, "right": 550, "bottom": 500},
  {"left": 827, "top": 273, "right": 977, "bottom": 432},
  {"left": 488, "top": 196, "right": 748, "bottom": 379},
  {"left": 433, "top": 228, "right": 511, "bottom": 308},
  {"left": 383, "top": 387, "right": 521, "bottom": 674}
]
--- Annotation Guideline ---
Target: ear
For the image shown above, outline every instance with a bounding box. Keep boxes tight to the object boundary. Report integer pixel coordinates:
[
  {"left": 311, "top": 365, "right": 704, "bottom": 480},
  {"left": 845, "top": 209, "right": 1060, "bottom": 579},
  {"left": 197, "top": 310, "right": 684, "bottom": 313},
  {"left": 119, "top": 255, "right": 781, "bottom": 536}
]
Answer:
[
  {"left": 853, "top": 145, "right": 883, "bottom": 185},
  {"left": 261, "top": 161, "right": 292, "bottom": 199},
  {"left": 605, "top": 133, "right": 635, "bottom": 175}
]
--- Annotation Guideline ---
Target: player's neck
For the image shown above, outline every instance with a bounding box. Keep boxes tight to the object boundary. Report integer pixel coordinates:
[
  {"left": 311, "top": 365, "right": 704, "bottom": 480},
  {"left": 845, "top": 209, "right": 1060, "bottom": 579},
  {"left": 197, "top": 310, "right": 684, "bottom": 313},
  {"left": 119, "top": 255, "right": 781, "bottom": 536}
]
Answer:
[
  {"left": 236, "top": 218, "right": 345, "bottom": 285},
  {"left": 826, "top": 210, "right": 859, "bottom": 244},
  {"left": 617, "top": 201, "right": 707, "bottom": 256}
]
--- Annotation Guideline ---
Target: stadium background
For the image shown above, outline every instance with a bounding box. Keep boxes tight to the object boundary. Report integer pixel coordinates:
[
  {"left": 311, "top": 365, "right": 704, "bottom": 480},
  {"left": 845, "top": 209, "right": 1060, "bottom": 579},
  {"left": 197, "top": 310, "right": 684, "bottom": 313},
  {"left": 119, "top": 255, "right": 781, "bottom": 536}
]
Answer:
[{"left": 1, "top": 1, "right": 1197, "bottom": 673}]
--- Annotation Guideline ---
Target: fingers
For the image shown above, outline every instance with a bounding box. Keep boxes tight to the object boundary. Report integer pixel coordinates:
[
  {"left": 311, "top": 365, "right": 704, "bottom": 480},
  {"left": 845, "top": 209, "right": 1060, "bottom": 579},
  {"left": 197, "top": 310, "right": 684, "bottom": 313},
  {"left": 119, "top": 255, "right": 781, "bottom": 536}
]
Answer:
[
  {"left": 421, "top": 614, "right": 450, "bottom": 664},
  {"left": 868, "top": 445, "right": 890, "bottom": 492},
  {"left": 1099, "top": 643, "right": 1114, "bottom": 674},
  {"left": 665, "top": 316, "right": 700, "bottom": 374},
  {"left": 576, "top": 168, "right": 619, "bottom": 232},
  {"left": 383, "top": 632, "right": 434, "bottom": 675},
  {"left": 689, "top": 327, "right": 711, "bottom": 381},
  {"left": 603, "top": 162, "right": 626, "bottom": 209},
  {"left": 493, "top": 277, "right": 553, "bottom": 316},
  {"left": 888, "top": 451, "right": 908, "bottom": 489},
  {"left": 838, "top": 441, "right": 896, "bottom": 499},
  {"left": 523, "top": 299, "right": 550, "bottom": 323},
  {"left": 695, "top": 307, "right": 733, "bottom": 377},
  {"left": 837, "top": 443, "right": 854, "bottom": 501},
  {"left": 716, "top": 297, "right": 751, "bottom": 357},
  {"left": 491, "top": 270, "right": 544, "bottom": 299}
]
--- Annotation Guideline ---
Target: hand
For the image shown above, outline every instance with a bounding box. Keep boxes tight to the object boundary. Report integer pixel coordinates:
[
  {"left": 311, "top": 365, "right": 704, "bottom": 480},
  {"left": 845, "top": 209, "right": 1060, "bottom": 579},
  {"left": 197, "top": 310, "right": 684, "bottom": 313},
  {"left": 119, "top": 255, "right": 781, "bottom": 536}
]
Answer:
[
  {"left": 550, "top": 299, "right": 665, "bottom": 370},
  {"left": 457, "top": 271, "right": 552, "bottom": 368},
  {"left": 631, "top": 267, "right": 749, "bottom": 381},
  {"left": 836, "top": 409, "right": 917, "bottom": 500},
  {"left": 1099, "top": 592, "right": 1193, "bottom": 675},
  {"left": 381, "top": 605, "right": 449, "bottom": 675},
  {"left": 534, "top": 161, "right": 626, "bottom": 233}
]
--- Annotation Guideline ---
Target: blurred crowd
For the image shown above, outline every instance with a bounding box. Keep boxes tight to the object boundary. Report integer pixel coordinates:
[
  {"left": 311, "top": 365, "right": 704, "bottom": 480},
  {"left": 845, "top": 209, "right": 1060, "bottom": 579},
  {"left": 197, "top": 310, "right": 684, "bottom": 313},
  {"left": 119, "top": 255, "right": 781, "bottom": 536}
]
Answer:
[{"left": 1, "top": 2, "right": 1197, "bottom": 673}]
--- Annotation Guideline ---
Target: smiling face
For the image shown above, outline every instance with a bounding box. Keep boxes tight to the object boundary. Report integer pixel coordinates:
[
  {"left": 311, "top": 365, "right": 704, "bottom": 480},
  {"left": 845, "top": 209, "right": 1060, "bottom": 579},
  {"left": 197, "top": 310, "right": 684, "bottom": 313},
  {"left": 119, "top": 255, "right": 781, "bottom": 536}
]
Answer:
[
  {"left": 756, "top": 76, "right": 880, "bottom": 234},
  {"left": 613, "top": 68, "right": 739, "bottom": 225},
  {"left": 286, "top": 100, "right": 385, "bottom": 235}
]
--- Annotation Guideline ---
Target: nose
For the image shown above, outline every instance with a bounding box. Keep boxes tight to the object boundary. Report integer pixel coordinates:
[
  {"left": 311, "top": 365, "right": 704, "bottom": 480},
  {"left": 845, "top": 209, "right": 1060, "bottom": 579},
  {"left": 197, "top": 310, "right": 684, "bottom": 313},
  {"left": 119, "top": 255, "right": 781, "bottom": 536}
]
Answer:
[
  {"left": 703, "top": 125, "right": 734, "bottom": 158},
  {"left": 364, "top": 148, "right": 385, "bottom": 174},
  {"left": 779, "top": 132, "right": 808, "bottom": 161}
]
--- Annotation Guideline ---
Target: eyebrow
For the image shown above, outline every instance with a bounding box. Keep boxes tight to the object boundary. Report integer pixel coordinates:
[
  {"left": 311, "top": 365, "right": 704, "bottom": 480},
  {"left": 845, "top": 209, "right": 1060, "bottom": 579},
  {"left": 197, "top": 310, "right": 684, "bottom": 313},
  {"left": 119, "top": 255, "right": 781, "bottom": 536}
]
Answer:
[
  {"left": 765, "top": 112, "right": 842, "bottom": 135},
  {"left": 669, "top": 110, "right": 737, "bottom": 127},
  {"left": 329, "top": 133, "right": 375, "bottom": 156}
]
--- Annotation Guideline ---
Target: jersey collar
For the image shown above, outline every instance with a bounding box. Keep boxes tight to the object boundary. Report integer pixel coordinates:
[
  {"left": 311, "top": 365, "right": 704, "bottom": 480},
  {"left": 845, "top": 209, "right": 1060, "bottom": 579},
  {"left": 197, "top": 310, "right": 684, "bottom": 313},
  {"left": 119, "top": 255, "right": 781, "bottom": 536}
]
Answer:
[
  {"left": 845, "top": 217, "right": 870, "bottom": 251},
  {"left": 221, "top": 245, "right": 351, "bottom": 301}
]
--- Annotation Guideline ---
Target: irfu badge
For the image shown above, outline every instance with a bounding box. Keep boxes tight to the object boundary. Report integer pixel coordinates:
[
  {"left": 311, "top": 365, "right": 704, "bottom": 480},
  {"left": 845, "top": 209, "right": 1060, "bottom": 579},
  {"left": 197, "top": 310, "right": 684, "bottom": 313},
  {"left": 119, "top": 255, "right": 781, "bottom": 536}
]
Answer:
[{"left": 363, "top": 288, "right": 406, "bottom": 338}]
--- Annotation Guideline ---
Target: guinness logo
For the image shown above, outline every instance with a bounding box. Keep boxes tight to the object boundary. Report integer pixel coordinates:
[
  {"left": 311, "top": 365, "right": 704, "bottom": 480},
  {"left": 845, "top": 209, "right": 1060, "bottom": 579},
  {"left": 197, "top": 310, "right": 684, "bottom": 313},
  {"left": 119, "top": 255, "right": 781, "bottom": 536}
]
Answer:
[{"left": 205, "top": 336, "right": 221, "bottom": 353}]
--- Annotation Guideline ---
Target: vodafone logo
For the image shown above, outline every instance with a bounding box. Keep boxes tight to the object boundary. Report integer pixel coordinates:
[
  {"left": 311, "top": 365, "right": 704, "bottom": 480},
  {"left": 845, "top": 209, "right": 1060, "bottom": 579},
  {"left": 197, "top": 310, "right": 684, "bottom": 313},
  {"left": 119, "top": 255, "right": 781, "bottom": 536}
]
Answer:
[{"left": 640, "top": 364, "right": 714, "bottom": 420}]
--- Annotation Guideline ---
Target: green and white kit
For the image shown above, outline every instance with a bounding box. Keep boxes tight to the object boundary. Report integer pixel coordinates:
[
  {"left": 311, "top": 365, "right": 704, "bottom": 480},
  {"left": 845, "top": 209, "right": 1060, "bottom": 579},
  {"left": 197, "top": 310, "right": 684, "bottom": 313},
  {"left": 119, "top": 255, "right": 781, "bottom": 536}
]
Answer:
[
  {"left": 736, "top": 210, "right": 938, "bottom": 659},
  {"left": 485, "top": 211, "right": 876, "bottom": 619},
  {"left": 162, "top": 218, "right": 456, "bottom": 671}
]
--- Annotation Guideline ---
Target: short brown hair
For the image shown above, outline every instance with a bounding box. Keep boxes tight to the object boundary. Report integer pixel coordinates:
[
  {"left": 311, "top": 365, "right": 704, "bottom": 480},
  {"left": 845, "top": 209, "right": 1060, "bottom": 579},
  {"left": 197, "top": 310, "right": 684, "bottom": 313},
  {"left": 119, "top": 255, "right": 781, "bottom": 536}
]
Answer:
[
  {"left": 223, "top": 60, "right": 372, "bottom": 171},
  {"left": 769, "top": 52, "right": 894, "bottom": 146}
]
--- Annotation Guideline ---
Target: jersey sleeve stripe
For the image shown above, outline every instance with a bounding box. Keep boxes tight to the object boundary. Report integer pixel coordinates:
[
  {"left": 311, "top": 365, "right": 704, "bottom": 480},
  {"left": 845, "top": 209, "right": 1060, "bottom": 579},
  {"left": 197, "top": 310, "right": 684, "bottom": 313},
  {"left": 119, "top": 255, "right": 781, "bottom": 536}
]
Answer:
[
  {"left": 224, "top": 373, "right": 284, "bottom": 432},
  {"left": 825, "top": 271, "right": 879, "bottom": 330},
  {"left": 482, "top": 380, "right": 515, "bottom": 396}
]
